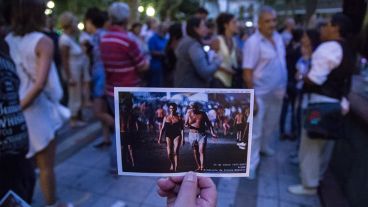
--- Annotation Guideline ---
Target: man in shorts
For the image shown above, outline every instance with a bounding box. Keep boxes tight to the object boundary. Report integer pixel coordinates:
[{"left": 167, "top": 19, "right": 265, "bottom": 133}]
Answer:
[{"left": 185, "top": 103, "right": 216, "bottom": 171}]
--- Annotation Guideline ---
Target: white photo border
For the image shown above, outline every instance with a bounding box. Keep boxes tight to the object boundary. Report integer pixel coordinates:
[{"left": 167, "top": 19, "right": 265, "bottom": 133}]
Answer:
[{"left": 114, "top": 87, "right": 254, "bottom": 177}]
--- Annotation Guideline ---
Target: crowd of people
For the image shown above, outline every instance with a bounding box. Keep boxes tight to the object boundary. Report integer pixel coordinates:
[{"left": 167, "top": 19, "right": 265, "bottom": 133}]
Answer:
[{"left": 0, "top": 0, "right": 361, "bottom": 206}]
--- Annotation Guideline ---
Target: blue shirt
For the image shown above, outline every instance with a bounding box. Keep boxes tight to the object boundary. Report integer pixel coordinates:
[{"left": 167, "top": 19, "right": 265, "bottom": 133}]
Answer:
[
  {"left": 91, "top": 29, "right": 106, "bottom": 75},
  {"left": 148, "top": 33, "right": 168, "bottom": 71}
]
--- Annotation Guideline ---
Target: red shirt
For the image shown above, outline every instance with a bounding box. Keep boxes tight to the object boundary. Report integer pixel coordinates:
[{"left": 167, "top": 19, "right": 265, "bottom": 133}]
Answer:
[{"left": 100, "top": 26, "right": 146, "bottom": 96}]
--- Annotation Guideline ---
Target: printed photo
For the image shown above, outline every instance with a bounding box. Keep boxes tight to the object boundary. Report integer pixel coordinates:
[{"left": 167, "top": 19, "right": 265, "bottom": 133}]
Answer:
[
  {"left": 0, "top": 191, "right": 31, "bottom": 207},
  {"left": 114, "top": 88, "right": 254, "bottom": 177}
]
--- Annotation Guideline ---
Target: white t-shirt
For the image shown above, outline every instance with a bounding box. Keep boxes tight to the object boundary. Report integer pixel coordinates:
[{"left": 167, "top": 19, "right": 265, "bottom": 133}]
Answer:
[
  {"left": 59, "top": 33, "right": 87, "bottom": 70},
  {"left": 242, "top": 31, "right": 287, "bottom": 95},
  {"left": 307, "top": 41, "right": 343, "bottom": 103}
]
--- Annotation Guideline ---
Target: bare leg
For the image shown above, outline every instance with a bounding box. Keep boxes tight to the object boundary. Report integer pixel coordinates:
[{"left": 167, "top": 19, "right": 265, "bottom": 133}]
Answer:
[
  {"left": 34, "top": 140, "right": 57, "bottom": 205},
  {"left": 198, "top": 142, "right": 206, "bottom": 171},
  {"left": 192, "top": 142, "right": 200, "bottom": 170},
  {"left": 127, "top": 145, "right": 135, "bottom": 167},
  {"left": 166, "top": 138, "right": 174, "bottom": 171},
  {"left": 173, "top": 136, "right": 181, "bottom": 172},
  {"left": 102, "top": 123, "right": 110, "bottom": 143},
  {"left": 223, "top": 123, "right": 227, "bottom": 136},
  {"left": 94, "top": 98, "right": 114, "bottom": 129}
]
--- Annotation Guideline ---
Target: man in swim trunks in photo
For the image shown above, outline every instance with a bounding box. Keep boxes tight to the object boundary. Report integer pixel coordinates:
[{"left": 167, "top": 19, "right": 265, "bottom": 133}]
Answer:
[{"left": 185, "top": 102, "right": 217, "bottom": 172}]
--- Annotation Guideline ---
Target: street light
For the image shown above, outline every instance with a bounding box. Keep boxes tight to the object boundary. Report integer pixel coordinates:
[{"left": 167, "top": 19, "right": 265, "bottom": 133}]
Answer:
[
  {"left": 245, "top": 20, "right": 253, "bottom": 27},
  {"left": 138, "top": 6, "right": 144, "bottom": 13},
  {"left": 47, "top": 1, "right": 55, "bottom": 9},
  {"left": 45, "top": 8, "right": 53, "bottom": 15},
  {"left": 78, "top": 22, "right": 85, "bottom": 30},
  {"left": 146, "top": 6, "right": 155, "bottom": 17}
]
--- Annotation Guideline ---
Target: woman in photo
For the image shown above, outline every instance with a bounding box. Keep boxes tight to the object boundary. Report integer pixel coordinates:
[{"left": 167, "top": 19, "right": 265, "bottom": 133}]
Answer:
[{"left": 158, "top": 103, "right": 184, "bottom": 172}]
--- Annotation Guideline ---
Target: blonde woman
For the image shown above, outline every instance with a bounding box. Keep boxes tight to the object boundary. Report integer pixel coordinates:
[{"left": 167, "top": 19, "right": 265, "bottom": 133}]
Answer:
[{"left": 59, "top": 12, "right": 90, "bottom": 127}]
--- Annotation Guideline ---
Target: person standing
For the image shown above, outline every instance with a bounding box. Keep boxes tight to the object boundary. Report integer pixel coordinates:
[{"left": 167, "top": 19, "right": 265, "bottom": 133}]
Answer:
[
  {"left": 59, "top": 12, "right": 90, "bottom": 128},
  {"left": 100, "top": 2, "right": 149, "bottom": 172},
  {"left": 174, "top": 16, "right": 221, "bottom": 88},
  {"left": 5, "top": 0, "right": 71, "bottom": 206},
  {"left": 158, "top": 103, "right": 184, "bottom": 172},
  {"left": 288, "top": 13, "right": 355, "bottom": 195},
  {"left": 185, "top": 103, "right": 216, "bottom": 172},
  {"left": 281, "top": 17, "right": 296, "bottom": 46},
  {"left": 100, "top": 2, "right": 149, "bottom": 103},
  {"left": 242, "top": 6, "right": 287, "bottom": 178},
  {"left": 0, "top": 39, "right": 35, "bottom": 204},
  {"left": 211, "top": 13, "right": 239, "bottom": 88},
  {"left": 84, "top": 7, "right": 114, "bottom": 148},
  {"left": 164, "top": 23, "right": 182, "bottom": 87},
  {"left": 147, "top": 24, "right": 168, "bottom": 87}
]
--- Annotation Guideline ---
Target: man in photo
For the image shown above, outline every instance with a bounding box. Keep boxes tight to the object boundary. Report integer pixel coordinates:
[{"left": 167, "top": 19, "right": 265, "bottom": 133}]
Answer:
[
  {"left": 234, "top": 108, "right": 246, "bottom": 143},
  {"left": 185, "top": 102, "right": 217, "bottom": 172},
  {"left": 120, "top": 93, "right": 138, "bottom": 168}
]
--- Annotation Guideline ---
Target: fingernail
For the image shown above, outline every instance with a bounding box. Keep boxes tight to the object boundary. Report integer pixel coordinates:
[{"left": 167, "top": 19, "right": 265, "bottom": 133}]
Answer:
[{"left": 186, "top": 172, "right": 196, "bottom": 182}]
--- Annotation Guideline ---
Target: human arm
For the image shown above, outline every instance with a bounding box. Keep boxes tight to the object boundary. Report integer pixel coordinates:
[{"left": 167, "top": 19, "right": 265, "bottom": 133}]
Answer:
[
  {"left": 128, "top": 41, "right": 149, "bottom": 72},
  {"left": 157, "top": 172, "right": 217, "bottom": 207},
  {"left": 20, "top": 36, "right": 53, "bottom": 110},
  {"left": 158, "top": 117, "right": 166, "bottom": 143},
  {"left": 242, "top": 70, "right": 258, "bottom": 115},
  {"left": 181, "top": 119, "right": 185, "bottom": 146},
  {"left": 242, "top": 37, "right": 260, "bottom": 115},
  {"left": 188, "top": 43, "right": 221, "bottom": 80},
  {"left": 59, "top": 36, "right": 76, "bottom": 86}
]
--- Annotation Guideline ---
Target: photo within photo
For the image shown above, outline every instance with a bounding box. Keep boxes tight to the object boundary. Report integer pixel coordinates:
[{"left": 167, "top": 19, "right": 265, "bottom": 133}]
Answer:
[{"left": 114, "top": 88, "right": 254, "bottom": 177}]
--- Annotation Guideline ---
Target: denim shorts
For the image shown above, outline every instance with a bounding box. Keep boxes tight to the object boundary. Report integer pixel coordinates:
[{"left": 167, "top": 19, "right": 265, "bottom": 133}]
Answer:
[{"left": 92, "top": 65, "right": 105, "bottom": 98}]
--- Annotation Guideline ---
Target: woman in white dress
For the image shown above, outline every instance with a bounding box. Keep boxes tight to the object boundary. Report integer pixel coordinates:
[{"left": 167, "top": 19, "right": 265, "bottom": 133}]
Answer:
[
  {"left": 5, "top": 1, "right": 70, "bottom": 206},
  {"left": 210, "top": 13, "right": 239, "bottom": 88}
]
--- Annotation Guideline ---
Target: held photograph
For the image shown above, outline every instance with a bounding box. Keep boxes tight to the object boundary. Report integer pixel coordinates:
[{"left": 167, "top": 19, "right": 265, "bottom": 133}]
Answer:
[{"left": 114, "top": 88, "right": 254, "bottom": 177}]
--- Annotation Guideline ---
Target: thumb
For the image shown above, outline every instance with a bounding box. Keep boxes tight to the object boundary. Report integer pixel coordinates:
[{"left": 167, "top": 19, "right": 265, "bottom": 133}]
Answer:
[{"left": 174, "top": 172, "right": 198, "bottom": 207}]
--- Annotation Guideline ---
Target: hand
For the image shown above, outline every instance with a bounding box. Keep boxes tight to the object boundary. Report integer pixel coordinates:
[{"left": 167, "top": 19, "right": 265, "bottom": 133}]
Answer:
[
  {"left": 157, "top": 139, "right": 161, "bottom": 144},
  {"left": 341, "top": 97, "right": 350, "bottom": 116},
  {"left": 157, "top": 172, "right": 217, "bottom": 207},
  {"left": 295, "top": 71, "right": 303, "bottom": 81},
  {"left": 20, "top": 100, "right": 27, "bottom": 110},
  {"left": 210, "top": 39, "right": 220, "bottom": 52}
]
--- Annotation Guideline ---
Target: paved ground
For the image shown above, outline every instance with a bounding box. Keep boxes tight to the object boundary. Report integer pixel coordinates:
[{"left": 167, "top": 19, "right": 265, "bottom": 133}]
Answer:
[
  {"left": 30, "top": 73, "right": 368, "bottom": 206},
  {"left": 122, "top": 132, "right": 248, "bottom": 174},
  {"left": 31, "top": 126, "right": 321, "bottom": 207}
]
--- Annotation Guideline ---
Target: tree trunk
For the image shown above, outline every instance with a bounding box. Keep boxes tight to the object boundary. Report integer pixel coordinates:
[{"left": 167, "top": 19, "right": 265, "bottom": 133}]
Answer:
[
  {"left": 126, "top": 0, "right": 139, "bottom": 23},
  {"left": 164, "top": 0, "right": 183, "bottom": 21}
]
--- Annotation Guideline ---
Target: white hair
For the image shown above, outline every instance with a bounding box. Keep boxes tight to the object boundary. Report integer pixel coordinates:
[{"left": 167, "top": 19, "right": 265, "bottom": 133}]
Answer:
[
  {"left": 258, "top": 6, "right": 276, "bottom": 19},
  {"left": 108, "top": 2, "right": 130, "bottom": 25}
]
